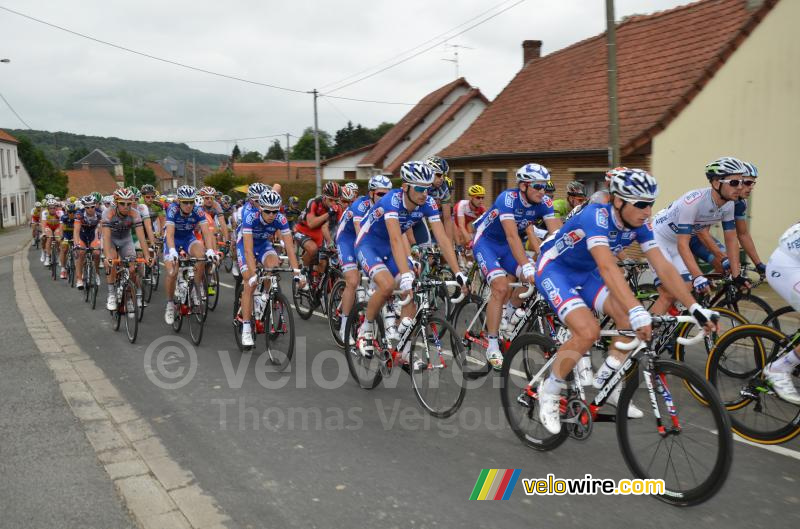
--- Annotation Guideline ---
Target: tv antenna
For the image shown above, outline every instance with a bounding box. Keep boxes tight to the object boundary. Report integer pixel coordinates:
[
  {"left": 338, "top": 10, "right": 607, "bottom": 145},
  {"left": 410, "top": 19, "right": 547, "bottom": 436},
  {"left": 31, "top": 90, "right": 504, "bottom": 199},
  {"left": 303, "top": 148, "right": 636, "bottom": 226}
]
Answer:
[{"left": 441, "top": 43, "right": 475, "bottom": 79}]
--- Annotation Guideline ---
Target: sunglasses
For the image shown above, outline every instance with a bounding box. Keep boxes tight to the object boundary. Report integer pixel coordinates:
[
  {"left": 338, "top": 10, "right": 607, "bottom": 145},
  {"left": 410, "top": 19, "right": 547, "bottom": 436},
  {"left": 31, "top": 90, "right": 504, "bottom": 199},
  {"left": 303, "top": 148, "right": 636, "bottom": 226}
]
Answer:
[
  {"left": 624, "top": 199, "right": 655, "bottom": 209},
  {"left": 179, "top": 200, "right": 195, "bottom": 205},
  {"left": 719, "top": 178, "right": 755, "bottom": 187},
  {"left": 262, "top": 209, "right": 279, "bottom": 215},
  {"left": 116, "top": 201, "right": 133, "bottom": 207},
  {"left": 374, "top": 192, "right": 387, "bottom": 198},
  {"left": 411, "top": 185, "right": 431, "bottom": 193},
  {"left": 528, "top": 183, "right": 547, "bottom": 191}
]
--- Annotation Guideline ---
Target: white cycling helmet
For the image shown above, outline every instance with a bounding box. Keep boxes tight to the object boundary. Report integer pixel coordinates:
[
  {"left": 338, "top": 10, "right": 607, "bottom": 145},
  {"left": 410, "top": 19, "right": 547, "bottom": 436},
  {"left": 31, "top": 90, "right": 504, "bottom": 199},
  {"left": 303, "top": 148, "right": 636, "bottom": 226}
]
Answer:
[
  {"left": 248, "top": 182, "right": 267, "bottom": 200},
  {"left": 176, "top": 185, "right": 197, "bottom": 200},
  {"left": 258, "top": 190, "right": 282, "bottom": 209},
  {"left": 341, "top": 186, "right": 357, "bottom": 201},
  {"left": 516, "top": 163, "right": 551, "bottom": 182},
  {"left": 705, "top": 156, "right": 747, "bottom": 180},
  {"left": 608, "top": 168, "right": 658, "bottom": 201},
  {"left": 45, "top": 198, "right": 58, "bottom": 207},
  {"left": 400, "top": 161, "right": 435, "bottom": 186},
  {"left": 34, "top": 201, "right": 42, "bottom": 208},
  {"left": 368, "top": 175, "right": 392, "bottom": 191}
]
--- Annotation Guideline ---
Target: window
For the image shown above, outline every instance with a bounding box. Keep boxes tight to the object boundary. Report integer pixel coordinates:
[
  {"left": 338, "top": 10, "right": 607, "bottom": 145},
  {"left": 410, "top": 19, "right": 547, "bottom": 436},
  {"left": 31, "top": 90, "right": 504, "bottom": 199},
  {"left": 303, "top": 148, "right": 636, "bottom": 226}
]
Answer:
[
  {"left": 573, "top": 172, "right": 606, "bottom": 195},
  {"left": 344, "top": 170, "right": 356, "bottom": 180},
  {"left": 0, "top": 149, "right": 4, "bottom": 177},
  {"left": 492, "top": 170, "right": 508, "bottom": 200},
  {"left": 451, "top": 171, "right": 465, "bottom": 201},
  {"left": 10, "top": 196, "right": 15, "bottom": 217}
]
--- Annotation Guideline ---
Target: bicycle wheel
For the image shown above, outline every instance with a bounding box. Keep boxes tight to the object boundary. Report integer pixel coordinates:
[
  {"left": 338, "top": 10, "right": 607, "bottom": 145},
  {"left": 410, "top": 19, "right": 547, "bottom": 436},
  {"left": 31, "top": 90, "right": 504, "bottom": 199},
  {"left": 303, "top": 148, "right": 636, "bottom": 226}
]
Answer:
[
  {"left": 617, "top": 359, "right": 733, "bottom": 506},
  {"left": 292, "top": 277, "right": 316, "bottom": 320},
  {"left": 706, "top": 324, "right": 800, "bottom": 444},
  {"left": 50, "top": 242, "right": 58, "bottom": 281},
  {"left": 223, "top": 252, "right": 233, "bottom": 273},
  {"left": 326, "top": 279, "right": 347, "bottom": 348},
  {"left": 68, "top": 252, "right": 76, "bottom": 288},
  {"left": 450, "top": 294, "right": 490, "bottom": 380},
  {"left": 89, "top": 265, "right": 99, "bottom": 310},
  {"left": 122, "top": 280, "right": 139, "bottom": 343},
  {"left": 188, "top": 280, "right": 208, "bottom": 345},
  {"left": 408, "top": 317, "right": 466, "bottom": 418},
  {"left": 343, "top": 301, "right": 383, "bottom": 389},
  {"left": 726, "top": 293, "right": 774, "bottom": 327},
  {"left": 207, "top": 265, "right": 220, "bottom": 311},
  {"left": 500, "top": 333, "right": 569, "bottom": 451},
  {"left": 263, "top": 292, "right": 295, "bottom": 371},
  {"left": 232, "top": 279, "right": 243, "bottom": 319},
  {"left": 762, "top": 305, "right": 800, "bottom": 336},
  {"left": 111, "top": 285, "right": 122, "bottom": 331},
  {"left": 142, "top": 265, "right": 154, "bottom": 303},
  {"left": 151, "top": 259, "right": 161, "bottom": 289},
  {"left": 83, "top": 260, "right": 91, "bottom": 303},
  {"left": 674, "top": 306, "right": 748, "bottom": 379}
]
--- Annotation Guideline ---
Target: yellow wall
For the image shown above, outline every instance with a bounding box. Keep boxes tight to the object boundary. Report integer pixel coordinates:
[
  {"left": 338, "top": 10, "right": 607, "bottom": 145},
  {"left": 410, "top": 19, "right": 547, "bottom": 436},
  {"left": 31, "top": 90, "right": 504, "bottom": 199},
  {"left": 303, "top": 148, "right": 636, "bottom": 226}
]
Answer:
[{"left": 652, "top": 0, "right": 800, "bottom": 260}]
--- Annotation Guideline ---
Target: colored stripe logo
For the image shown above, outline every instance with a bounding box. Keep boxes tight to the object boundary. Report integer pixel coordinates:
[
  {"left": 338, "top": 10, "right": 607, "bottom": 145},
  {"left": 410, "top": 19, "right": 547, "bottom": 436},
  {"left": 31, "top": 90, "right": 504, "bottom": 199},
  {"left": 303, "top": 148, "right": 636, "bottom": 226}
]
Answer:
[{"left": 469, "top": 469, "right": 521, "bottom": 500}]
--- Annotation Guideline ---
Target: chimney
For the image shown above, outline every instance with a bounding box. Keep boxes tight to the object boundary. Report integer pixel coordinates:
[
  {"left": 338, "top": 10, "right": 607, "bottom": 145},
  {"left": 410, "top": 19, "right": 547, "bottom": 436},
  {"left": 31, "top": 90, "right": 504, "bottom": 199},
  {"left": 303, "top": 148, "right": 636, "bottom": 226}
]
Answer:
[{"left": 522, "top": 40, "right": 542, "bottom": 65}]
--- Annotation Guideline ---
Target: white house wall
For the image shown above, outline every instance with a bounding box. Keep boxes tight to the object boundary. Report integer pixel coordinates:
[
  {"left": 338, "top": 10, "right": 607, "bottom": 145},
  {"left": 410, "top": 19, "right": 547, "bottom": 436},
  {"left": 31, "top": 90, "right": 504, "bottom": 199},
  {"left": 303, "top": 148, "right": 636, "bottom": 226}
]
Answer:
[
  {"left": 651, "top": 0, "right": 800, "bottom": 260},
  {"left": 0, "top": 141, "right": 36, "bottom": 226},
  {"left": 409, "top": 99, "right": 488, "bottom": 161},
  {"left": 322, "top": 150, "right": 372, "bottom": 180}
]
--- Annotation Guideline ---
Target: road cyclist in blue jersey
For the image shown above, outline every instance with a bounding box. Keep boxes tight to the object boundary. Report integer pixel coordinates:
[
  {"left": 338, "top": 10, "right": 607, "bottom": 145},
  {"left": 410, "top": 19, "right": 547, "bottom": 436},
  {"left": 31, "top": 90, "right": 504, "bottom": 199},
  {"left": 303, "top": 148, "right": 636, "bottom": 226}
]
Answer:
[
  {"left": 471, "top": 163, "right": 563, "bottom": 370},
  {"left": 354, "top": 161, "right": 467, "bottom": 368},
  {"left": 238, "top": 189, "right": 305, "bottom": 348},
  {"left": 335, "top": 174, "right": 392, "bottom": 342},
  {"left": 535, "top": 168, "right": 718, "bottom": 434},
  {"left": 650, "top": 156, "right": 751, "bottom": 315},
  {"left": 163, "top": 185, "right": 219, "bottom": 325}
]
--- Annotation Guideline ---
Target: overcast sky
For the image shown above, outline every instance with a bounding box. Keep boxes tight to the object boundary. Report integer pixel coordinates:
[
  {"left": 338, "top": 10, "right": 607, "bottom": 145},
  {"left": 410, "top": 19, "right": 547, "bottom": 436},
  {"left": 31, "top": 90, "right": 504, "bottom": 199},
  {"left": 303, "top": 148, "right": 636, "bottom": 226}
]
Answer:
[{"left": 0, "top": 0, "right": 691, "bottom": 156}]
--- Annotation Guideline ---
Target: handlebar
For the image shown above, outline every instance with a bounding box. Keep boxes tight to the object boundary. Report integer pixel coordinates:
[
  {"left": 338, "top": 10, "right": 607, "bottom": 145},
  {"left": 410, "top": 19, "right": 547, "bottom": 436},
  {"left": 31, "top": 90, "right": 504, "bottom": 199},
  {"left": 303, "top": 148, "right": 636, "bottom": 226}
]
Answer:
[
  {"left": 614, "top": 315, "right": 709, "bottom": 350},
  {"left": 509, "top": 282, "right": 536, "bottom": 299}
]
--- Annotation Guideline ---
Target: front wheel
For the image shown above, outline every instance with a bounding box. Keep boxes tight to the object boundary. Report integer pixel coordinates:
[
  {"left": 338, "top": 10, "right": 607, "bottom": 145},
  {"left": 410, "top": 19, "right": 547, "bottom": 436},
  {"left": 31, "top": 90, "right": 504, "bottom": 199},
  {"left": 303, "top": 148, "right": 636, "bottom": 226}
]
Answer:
[
  {"left": 408, "top": 317, "right": 466, "bottom": 418},
  {"left": 263, "top": 292, "right": 295, "bottom": 371},
  {"left": 327, "top": 279, "right": 347, "bottom": 348},
  {"left": 188, "top": 279, "right": 208, "bottom": 345},
  {"left": 617, "top": 359, "right": 733, "bottom": 506},
  {"left": 121, "top": 280, "right": 139, "bottom": 343},
  {"left": 343, "top": 302, "right": 384, "bottom": 389},
  {"left": 207, "top": 265, "right": 220, "bottom": 311},
  {"left": 292, "top": 275, "right": 316, "bottom": 320}
]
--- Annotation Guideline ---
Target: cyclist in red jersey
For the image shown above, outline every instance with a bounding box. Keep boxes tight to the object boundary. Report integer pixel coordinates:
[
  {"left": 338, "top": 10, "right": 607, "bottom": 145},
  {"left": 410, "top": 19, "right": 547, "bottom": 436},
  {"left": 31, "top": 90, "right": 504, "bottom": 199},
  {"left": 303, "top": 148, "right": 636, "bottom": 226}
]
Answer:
[
  {"left": 454, "top": 184, "right": 487, "bottom": 246},
  {"left": 294, "top": 182, "right": 340, "bottom": 273}
]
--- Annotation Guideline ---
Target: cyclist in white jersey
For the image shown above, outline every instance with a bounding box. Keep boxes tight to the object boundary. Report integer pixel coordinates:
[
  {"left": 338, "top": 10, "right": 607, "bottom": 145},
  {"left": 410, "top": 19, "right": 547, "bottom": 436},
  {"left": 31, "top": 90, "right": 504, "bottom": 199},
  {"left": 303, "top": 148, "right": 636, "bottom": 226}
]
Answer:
[
  {"left": 762, "top": 222, "right": 800, "bottom": 405},
  {"left": 650, "top": 157, "right": 749, "bottom": 315}
]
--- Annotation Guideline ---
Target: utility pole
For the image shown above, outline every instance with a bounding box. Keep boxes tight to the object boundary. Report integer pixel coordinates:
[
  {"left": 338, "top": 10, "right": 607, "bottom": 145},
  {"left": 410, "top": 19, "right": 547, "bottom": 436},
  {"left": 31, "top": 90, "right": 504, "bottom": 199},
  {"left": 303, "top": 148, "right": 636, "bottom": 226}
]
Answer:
[
  {"left": 312, "top": 89, "right": 321, "bottom": 195},
  {"left": 606, "top": 0, "right": 621, "bottom": 167},
  {"left": 285, "top": 133, "right": 291, "bottom": 181},
  {"left": 192, "top": 155, "right": 196, "bottom": 187}
]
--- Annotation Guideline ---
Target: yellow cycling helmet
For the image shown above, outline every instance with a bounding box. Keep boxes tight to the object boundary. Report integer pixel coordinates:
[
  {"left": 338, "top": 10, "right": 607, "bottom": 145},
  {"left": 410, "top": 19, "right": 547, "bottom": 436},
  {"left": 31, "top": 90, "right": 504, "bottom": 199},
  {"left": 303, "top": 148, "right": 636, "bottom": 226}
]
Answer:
[
  {"left": 468, "top": 184, "right": 485, "bottom": 197},
  {"left": 68, "top": 196, "right": 78, "bottom": 203}
]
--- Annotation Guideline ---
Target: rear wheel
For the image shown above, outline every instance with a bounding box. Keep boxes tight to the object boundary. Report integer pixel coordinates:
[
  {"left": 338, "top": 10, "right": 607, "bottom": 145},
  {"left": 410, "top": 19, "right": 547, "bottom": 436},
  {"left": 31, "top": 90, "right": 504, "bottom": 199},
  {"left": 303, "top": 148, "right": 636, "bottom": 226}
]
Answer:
[
  {"left": 327, "top": 279, "right": 347, "bottom": 348},
  {"left": 617, "top": 359, "right": 733, "bottom": 506},
  {"left": 409, "top": 317, "right": 466, "bottom": 418},
  {"left": 450, "top": 294, "right": 490, "bottom": 380}
]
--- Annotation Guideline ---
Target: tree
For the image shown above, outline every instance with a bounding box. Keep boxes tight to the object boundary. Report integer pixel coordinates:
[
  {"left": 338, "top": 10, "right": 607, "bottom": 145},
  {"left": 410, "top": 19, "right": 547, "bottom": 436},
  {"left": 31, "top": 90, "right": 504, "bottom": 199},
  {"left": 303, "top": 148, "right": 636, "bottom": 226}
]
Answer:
[
  {"left": 265, "top": 139, "right": 285, "bottom": 160},
  {"left": 232, "top": 144, "right": 241, "bottom": 161},
  {"left": 332, "top": 121, "right": 394, "bottom": 155},
  {"left": 17, "top": 136, "right": 69, "bottom": 199},
  {"left": 203, "top": 171, "right": 237, "bottom": 195},
  {"left": 64, "top": 147, "right": 90, "bottom": 169},
  {"left": 291, "top": 127, "right": 332, "bottom": 160},
  {"left": 123, "top": 164, "right": 156, "bottom": 189},
  {"left": 239, "top": 150, "right": 263, "bottom": 163}
]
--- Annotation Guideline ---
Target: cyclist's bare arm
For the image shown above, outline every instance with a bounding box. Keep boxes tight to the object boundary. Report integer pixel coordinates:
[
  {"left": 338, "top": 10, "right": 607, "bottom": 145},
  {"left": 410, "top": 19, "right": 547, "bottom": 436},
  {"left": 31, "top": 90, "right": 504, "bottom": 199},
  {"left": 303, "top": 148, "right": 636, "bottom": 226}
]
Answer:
[
  {"left": 723, "top": 228, "right": 741, "bottom": 277},
  {"left": 677, "top": 233, "right": 704, "bottom": 280},
  {"left": 429, "top": 221, "right": 461, "bottom": 275},
  {"left": 735, "top": 218, "right": 763, "bottom": 266},
  {"left": 696, "top": 228, "right": 726, "bottom": 264},
  {"left": 387, "top": 218, "right": 411, "bottom": 276}
]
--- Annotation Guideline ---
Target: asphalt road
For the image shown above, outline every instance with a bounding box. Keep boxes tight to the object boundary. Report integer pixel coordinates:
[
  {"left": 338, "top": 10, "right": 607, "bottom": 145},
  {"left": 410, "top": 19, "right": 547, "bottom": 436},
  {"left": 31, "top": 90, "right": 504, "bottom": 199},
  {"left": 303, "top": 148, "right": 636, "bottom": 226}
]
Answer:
[{"left": 24, "top": 246, "right": 800, "bottom": 529}]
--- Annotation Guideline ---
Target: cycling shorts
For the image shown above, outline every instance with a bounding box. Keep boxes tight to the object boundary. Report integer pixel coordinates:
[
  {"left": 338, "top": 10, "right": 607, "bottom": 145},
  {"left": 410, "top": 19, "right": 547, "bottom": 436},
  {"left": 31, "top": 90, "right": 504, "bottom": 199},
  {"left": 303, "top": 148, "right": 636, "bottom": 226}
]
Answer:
[
  {"left": 110, "top": 234, "right": 136, "bottom": 260},
  {"left": 473, "top": 237, "right": 527, "bottom": 284},
  {"left": 651, "top": 231, "right": 692, "bottom": 285},
  {"left": 689, "top": 234, "right": 725, "bottom": 266},
  {"left": 535, "top": 260, "right": 609, "bottom": 323},
  {"left": 356, "top": 241, "right": 398, "bottom": 280},
  {"left": 79, "top": 229, "right": 98, "bottom": 246},
  {"left": 171, "top": 231, "right": 202, "bottom": 253},
  {"left": 336, "top": 231, "right": 358, "bottom": 273},
  {"left": 236, "top": 239, "right": 277, "bottom": 273},
  {"left": 62, "top": 230, "right": 74, "bottom": 241}
]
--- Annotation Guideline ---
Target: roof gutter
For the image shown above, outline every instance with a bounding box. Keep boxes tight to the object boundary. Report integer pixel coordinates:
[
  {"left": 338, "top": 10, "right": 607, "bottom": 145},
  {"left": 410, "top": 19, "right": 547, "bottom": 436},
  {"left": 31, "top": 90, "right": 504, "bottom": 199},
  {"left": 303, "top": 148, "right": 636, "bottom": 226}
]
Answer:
[{"left": 443, "top": 149, "right": 608, "bottom": 162}]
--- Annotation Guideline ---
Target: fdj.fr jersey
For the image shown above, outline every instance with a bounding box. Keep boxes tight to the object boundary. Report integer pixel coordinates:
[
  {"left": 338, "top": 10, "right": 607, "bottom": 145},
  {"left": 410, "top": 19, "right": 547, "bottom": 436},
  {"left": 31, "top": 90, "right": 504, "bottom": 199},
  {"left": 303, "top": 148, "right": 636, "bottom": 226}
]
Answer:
[
  {"left": 164, "top": 203, "right": 207, "bottom": 235},
  {"left": 356, "top": 188, "right": 440, "bottom": 246},
  {"left": 240, "top": 209, "right": 290, "bottom": 241},
  {"left": 473, "top": 190, "right": 554, "bottom": 245},
  {"left": 652, "top": 187, "right": 736, "bottom": 244},
  {"left": 538, "top": 203, "right": 658, "bottom": 272},
  {"left": 336, "top": 195, "right": 371, "bottom": 240}
]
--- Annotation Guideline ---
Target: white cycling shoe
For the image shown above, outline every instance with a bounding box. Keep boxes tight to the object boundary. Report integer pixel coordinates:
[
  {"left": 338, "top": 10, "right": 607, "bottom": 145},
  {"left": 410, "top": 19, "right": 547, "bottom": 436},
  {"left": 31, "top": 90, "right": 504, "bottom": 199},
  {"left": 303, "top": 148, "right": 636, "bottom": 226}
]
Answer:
[
  {"left": 764, "top": 363, "right": 800, "bottom": 405},
  {"left": 164, "top": 304, "right": 175, "bottom": 325},
  {"left": 106, "top": 293, "right": 117, "bottom": 311},
  {"left": 242, "top": 328, "right": 254, "bottom": 347},
  {"left": 605, "top": 384, "right": 644, "bottom": 418},
  {"left": 538, "top": 385, "right": 563, "bottom": 435}
]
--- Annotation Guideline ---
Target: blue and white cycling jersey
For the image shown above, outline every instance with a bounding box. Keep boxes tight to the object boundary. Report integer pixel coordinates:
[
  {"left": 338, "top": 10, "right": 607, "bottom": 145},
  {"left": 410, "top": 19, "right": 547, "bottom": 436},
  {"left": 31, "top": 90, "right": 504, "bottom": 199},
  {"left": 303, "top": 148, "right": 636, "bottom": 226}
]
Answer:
[
  {"left": 355, "top": 189, "right": 440, "bottom": 247},
  {"left": 240, "top": 210, "right": 290, "bottom": 242},
  {"left": 535, "top": 203, "right": 658, "bottom": 321},
  {"left": 473, "top": 190, "right": 555, "bottom": 245},
  {"left": 336, "top": 195, "right": 371, "bottom": 240},
  {"left": 234, "top": 202, "right": 259, "bottom": 242},
  {"left": 165, "top": 203, "right": 207, "bottom": 235}
]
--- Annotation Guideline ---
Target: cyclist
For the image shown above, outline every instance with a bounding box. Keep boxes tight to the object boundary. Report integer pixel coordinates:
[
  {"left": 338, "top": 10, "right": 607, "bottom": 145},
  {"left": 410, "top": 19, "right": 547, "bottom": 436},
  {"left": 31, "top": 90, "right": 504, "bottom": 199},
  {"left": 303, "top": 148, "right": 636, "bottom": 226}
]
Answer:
[
  {"left": 140, "top": 184, "right": 165, "bottom": 238},
  {"left": 163, "top": 185, "right": 218, "bottom": 325},
  {"left": 552, "top": 181, "right": 587, "bottom": 218},
  {"left": 472, "top": 163, "right": 562, "bottom": 369},
  {"left": 101, "top": 188, "right": 151, "bottom": 311},
  {"left": 535, "top": 168, "right": 718, "bottom": 433},
  {"left": 231, "top": 183, "right": 268, "bottom": 280},
  {"left": 335, "top": 175, "right": 392, "bottom": 341},
  {"left": 285, "top": 196, "right": 302, "bottom": 229},
  {"left": 74, "top": 195, "right": 102, "bottom": 290},
  {"left": 40, "top": 198, "right": 63, "bottom": 267},
  {"left": 544, "top": 180, "right": 556, "bottom": 199},
  {"left": 650, "top": 156, "right": 750, "bottom": 315},
  {"left": 239, "top": 189, "right": 305, "bottom": 347},
  {"left": 340, "top": 184, "right": 358, "bottom": 210},
  {"left": 31, "top": 201, "right": 42, "bottom": 248},
  {"left": 344, "top": 182, "right": 360, "bottom": 200},
  {"left": 294, "top": 181, "right": 340, "bottom": 275},
  {"left": 689, "top": 161, "right": 767, "bottom": 276},
  {"left": 409, "top": 155, "right": 455, "bottom": 248},
  {"left": 355, "top": 161, "right": 467, "bottom": 365},
  {"left": 453, "top": 184, "right": 486, "bottom": 247},
  {"left": 762, "top": 221, "right": 800, "bottom": 404},
  {"left": 58, "top": 203, "right": 77, "bottom": 279}
]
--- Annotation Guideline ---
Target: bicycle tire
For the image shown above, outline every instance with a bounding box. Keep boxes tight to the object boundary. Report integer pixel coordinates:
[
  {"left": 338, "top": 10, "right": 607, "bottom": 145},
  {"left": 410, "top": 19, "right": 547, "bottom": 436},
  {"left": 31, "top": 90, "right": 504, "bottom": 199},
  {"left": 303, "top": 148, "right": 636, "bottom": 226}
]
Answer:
[
  {"left": 122, "top": 280, "right": 139, "bottom": 343},
  {"left": 83, "top": 260, "right": 91, "bottom": 303},
  {"left": 706, "top": 324, "right": 800, "bottom": 444},
  {"left": 326, "top": 279, "right": 347, "bottom": 348},
  {"left": 188, "top": 279, "right": 208, "bottom": 345},
  {"left": 617, "top": 359, "right": 733, "bottom": 506},
  {"left": 152, "top": 260, "right": 161, "bottom": 289},
  {"left": 68, "top": 252, "right": 76, "bottom": 288},
  {"left": 292, "top": 277, "right": 315, "bottom": 320},
  {"left": 50, "top": 241, "right": 58, "bottom": 281},
  {"left": 207, "top": 266, "right": 220, "bottom": 311},
  {"left": 143, "top": 265, "right": 154, "bottom": 304},
  {"left": 223, "top": 253, "right": 233, "bottom": 273},
  {"left": 674, "top": 306, "right": 748, "bottom": 380},
  {"left": 111, "top": 286, "right": 122, "bottom": 331},
  {"left": 409, "top": 317, "right": 466, "bottom": 418},
  {"left": 450, "top": 294, "right": 491, "bottom": 380},
  {"left": 343, "top": 301, "right": 383, "bottom": 389},
  {"left": 89, "top": 265, "right": 98, "bottom": 310},
  {"left": 762, "top": 305, "right": 798, "bottom": 334},
  {"left": 500, "top": 333, "right": 569, "bottom": 451},
  {"left": 263, "top": 292, "right": 295, "bottom": 371}
]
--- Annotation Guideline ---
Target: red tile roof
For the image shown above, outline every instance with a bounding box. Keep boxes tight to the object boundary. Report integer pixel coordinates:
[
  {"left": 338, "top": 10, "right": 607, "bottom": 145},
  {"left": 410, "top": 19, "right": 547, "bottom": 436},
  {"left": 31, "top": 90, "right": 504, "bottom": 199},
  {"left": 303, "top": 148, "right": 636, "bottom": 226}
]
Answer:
[
  {"left": 66, "top": 167, "right": 120, "bottom": 197},
  {"left": 384, "top": 87, "right": 489, "bottom": 174},
  {"left": 145, "top": 161, "right": 173, "bottom": 183},
  {"left": 0, "top": 129, "right": 19, "bottom": 144},
  {"left": 361, "top": 78, "right": 475, "bottom": 167},
  {"left": 442, "top": 0, "right": 777, "bottom": 159}
]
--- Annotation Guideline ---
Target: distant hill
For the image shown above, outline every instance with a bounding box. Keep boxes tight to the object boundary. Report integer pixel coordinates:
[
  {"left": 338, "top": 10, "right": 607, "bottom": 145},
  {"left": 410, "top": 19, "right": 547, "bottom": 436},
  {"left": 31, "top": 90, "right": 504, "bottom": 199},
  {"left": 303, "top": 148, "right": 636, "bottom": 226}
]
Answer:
[{"left": 4, "top": 128, "right": 227, "bottom": 169}]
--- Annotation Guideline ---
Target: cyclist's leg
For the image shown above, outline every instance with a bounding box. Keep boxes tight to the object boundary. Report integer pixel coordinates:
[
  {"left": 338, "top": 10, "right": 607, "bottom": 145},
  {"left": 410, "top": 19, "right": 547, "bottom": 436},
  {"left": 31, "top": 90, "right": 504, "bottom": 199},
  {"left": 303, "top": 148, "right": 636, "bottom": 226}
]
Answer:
[
  {"left": 764, "top": 249, "right": 800, "bottom": 403},
  {"left": 650, "top": 237, "right": 691, "bottom": 314},
  {"left": 75, "top": 237, "right": 87, "bottom": 285},
  {"left": 301, "top": 238, "right": 318, "bottom": 268},
  {"left": 337, "top": 234, "right": 360, "bottom": 335},
  {"left": 188, "top": 238, "right": 206, "bottom": 298}
]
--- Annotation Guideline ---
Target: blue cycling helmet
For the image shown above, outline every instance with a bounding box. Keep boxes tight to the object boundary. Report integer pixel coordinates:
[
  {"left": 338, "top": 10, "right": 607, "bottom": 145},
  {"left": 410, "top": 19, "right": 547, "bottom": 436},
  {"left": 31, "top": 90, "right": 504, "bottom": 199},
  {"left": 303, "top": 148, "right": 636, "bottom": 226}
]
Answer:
[
  {"left": 424, "top": 155, "right": 449, "bottom": 176},
  {"left": 368, "top": 174, "right": 392, "bottom": 191},
  {"left": 401, "top": 161, "right": 435, "bottom": 186},
  {"left": 608, "top": 168, "right": 658, "bottom": 201},
  {"left": 516, "top": 163, "right": 551, "bottom": 182}
]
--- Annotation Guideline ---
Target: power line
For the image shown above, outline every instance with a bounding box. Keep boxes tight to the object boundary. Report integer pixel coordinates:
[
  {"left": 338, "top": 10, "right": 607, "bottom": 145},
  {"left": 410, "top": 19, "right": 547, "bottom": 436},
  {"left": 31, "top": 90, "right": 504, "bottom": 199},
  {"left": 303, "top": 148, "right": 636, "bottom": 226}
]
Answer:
[
  {"left": 182, "top": 133, "right": 297, "bottom": 144},
  {"left": 321, "top": 0, "right": 526, "bottom": 96},
  {"left": 319, "top": 0, "right": 519, "bottom": 92},
  {"left": 0, "top": 91, "right": 31, "bottom": 129},
  {"left": 0, "top": 5, "right": 309, "bottom": 95},
  {"left": 322, "top": 94, "right": 451, "bottom": 106}
]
